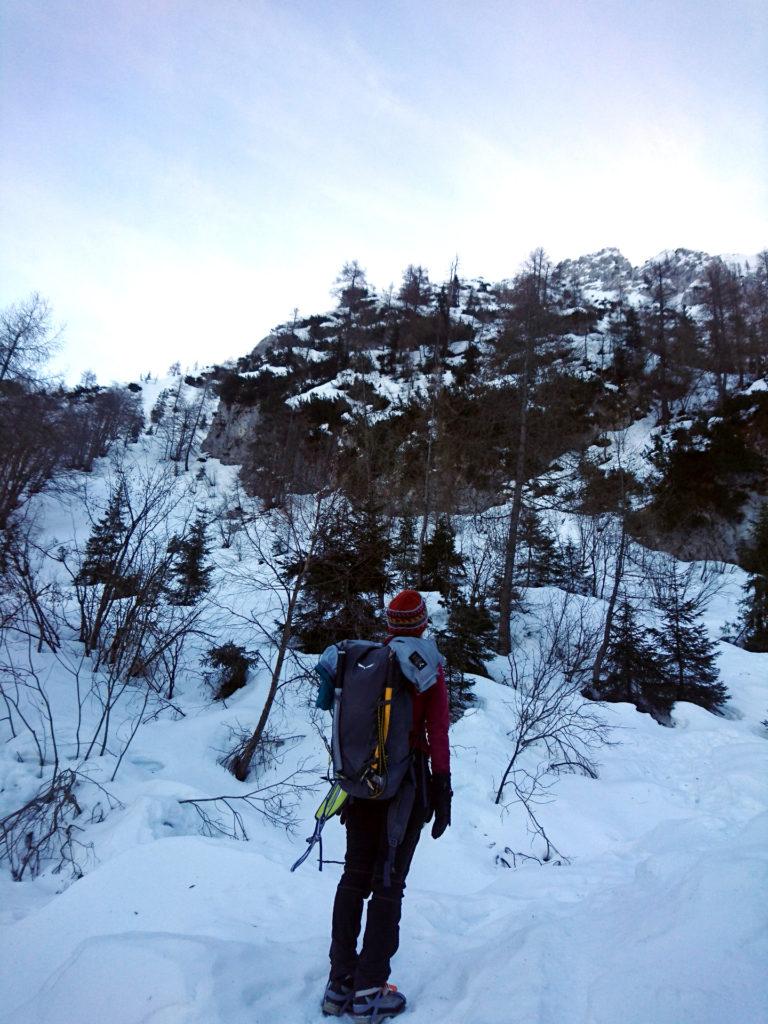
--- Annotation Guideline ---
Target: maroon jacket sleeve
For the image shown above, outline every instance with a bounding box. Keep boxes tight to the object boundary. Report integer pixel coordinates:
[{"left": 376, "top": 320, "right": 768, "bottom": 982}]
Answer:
[{"left": 424, "top": 664, "right": 450, "bottom": 775}]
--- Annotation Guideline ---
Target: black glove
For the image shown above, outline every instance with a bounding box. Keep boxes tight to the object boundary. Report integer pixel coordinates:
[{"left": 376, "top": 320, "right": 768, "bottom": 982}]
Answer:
[{"left": 430, "top": 773, "right": 452, "bottom": 839}]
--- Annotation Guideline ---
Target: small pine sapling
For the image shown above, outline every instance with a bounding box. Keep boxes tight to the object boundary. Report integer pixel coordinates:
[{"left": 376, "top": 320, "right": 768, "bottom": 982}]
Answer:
[
  {"left": 419, "top": 515, "right": 464, "bottom": 598},
  {"left": 437, "top": 594, "right": 495, "bottom": 722},
  {"left": 598, "top": 598, "right": 672, "bottom": 722},
  {"left": 203, "top": 643, "right": 255, "bottom": 700},
  {"left": 166, "top": 515, "right": 213, "bottom": 606},
  {"left": 649, "top": 564, "right": 727, "bottom": 715}
]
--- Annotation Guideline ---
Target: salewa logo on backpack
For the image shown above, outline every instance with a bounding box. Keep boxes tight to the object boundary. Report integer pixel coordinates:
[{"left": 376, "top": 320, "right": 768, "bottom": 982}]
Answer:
[{"left": 358, "top": 662, "right": 375, "bottom": 670}]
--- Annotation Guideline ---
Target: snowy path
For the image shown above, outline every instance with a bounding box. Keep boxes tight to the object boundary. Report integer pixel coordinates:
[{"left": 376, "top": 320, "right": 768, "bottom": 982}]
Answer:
[
  {"left": 3, "top": 668, "right": 767, "bottom": 1024},
  {"left": 2, "top": 817, "right": 766, "bottom": 1024}
]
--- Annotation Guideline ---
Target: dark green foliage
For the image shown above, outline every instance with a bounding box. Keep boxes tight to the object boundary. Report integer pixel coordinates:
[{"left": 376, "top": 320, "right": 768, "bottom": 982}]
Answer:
[
  {"left": 166, "top": 515, "right": 212, "bottom": 606},
  {"left": 341, "top": 376, "right": 390, "bottom": 412},
  {"left": 580, "top": 462, "right": 642, "bottom": 516},
  {"left": 292, "top": 502, "right": 393, "bottom": 652},
  {"left": 452, "top": 340, "right": 481, "bottom": 387},
  {"left": 648, "top": 397, "right": 766, "bottom": 531},
  {"left": 203, "top": 642, "right": 255, "bottom": 700},
  {"left": 76, "top": 487, "right": 139, "bottom": 597},
  {"left": 739, "top": 504, "right": 768, "bottom": 651},
  {"left": 598, "top": 583, "right": 727, "bottom": 724},
  {"left": 150, "top": 390, "right": 168, "bottom": 425},
  {"left": 216, "top": 370, "right": 292, "bottom": 408},
  {"left": 300, "top": 394, "right": 351, "bottom": 430},
  {"left": 516, "top": 508, "right": 566, "bottom": 588},
  {"left": 224, "top": 338, "right": 612, "bottom": 514},
  {"left": 209, "top": 260, "right": 767, "bottom": 551},
  {"left": 558, "top": 539, "right": 592, "bottom": 596},
  {"left": 598, "top": 598, "right": 671, "bottom": 721},
  {"left": 419, "top": 516, "right": 464, "bottom": 598},
  {"left": 608, "top": 306, "right": 646, "bottom": 388},
  {"left": 649, "top": 567, "right": 726, "bottom": 714},
  {"left": 390, "top": 515, "right": 419, "bottom": 589},
  {"left": 437, "top": 595, "right": 495, "bottom": 722}
]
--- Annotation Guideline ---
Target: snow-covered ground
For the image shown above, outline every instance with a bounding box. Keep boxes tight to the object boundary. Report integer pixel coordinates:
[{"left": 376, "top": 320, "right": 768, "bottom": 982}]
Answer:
[
  {"left": 2, "top": 654, "right": 766, "bottom": 1024},
  {"left": 1, "top": 384, "right": 767, "bottom": 1024}
]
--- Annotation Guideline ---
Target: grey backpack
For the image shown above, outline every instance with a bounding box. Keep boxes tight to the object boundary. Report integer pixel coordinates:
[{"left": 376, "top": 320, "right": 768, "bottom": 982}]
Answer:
[
  {"left": 330, "top": 640, "right": 414, "bottom": 801},
  {"left": 311, "top": 635, "right": 444, "bottom": 884}
]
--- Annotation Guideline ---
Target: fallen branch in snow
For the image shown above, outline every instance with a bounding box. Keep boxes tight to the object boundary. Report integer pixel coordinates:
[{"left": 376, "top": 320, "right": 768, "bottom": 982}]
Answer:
[
  {"left": 0, "top": 768, "right": 123, "bottom": 881},
  {"left": 0, "top": 768, "right": 88, "bottom": 881},
  {"left": 179, "top": 762, "right": 319, "bottom": 838},
  {"left": 495, "top": 846, "right": 564, "bottom": 869}
]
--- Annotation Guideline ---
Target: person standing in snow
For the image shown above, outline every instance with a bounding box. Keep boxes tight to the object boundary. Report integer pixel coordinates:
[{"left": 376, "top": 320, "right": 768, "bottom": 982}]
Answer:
[{"left": 321, "top": 589, "right": 452, "bottom": 1021}]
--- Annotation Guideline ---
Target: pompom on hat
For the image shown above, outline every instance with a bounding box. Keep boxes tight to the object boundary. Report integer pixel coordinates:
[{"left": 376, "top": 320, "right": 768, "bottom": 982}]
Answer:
[{"left": 386, "top": 589, "right": 429, "bottom": 636}]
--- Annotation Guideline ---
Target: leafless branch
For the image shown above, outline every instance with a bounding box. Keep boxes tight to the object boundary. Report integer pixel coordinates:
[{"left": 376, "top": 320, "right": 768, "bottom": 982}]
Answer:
[{"left": 179, "top": 761, "right": 319, "bottom": 837}]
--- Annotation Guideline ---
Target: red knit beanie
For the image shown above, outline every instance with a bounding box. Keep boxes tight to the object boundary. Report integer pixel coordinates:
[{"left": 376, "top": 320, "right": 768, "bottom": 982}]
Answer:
[{"left": 386, "top": 590, "right": 428, "bottom": 636}]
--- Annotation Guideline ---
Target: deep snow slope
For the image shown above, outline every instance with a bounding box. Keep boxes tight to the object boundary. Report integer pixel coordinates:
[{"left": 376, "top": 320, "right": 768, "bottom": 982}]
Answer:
[
  {"left": 2, "top": 614, "right": 767, "bottom": 1024},
  {"left": 1, "top": 385, "right": 767, "bottom": 1024}
]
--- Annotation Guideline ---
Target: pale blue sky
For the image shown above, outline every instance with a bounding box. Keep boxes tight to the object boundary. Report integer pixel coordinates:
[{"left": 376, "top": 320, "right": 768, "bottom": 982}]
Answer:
[{"left": 1, "top": 0, "right": 766, "bottom": 382}]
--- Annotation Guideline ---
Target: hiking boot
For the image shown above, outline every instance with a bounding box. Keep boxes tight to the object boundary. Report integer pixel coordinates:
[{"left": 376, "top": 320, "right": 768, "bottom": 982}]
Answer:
[
  {"left": 321, "top": 975, "right": 354, "bottom": 1016},
  {"left": 351, "top": 983, "right": 406, "bottom": 1022}
]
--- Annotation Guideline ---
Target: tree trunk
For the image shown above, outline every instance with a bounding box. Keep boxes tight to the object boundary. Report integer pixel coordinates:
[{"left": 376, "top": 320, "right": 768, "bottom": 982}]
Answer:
[
  {"left": 229, "top": 501, "right": 324, "bottom": 781},
  {"left": 417, "top": 321, "right": 445, "bottom": 583},
  {"left": 184, "top": 381, "right": 209, "bottom": 472},
  {"left": 497, "top": 341, "right": 531, "bottom": 655},
  {"left": 589, "top": 517, "right": 627, "bottom": 695}
]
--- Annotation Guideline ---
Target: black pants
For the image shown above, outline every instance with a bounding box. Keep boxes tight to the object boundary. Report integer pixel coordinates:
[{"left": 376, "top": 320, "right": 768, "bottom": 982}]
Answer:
[{"left": 329, "top": 793, "right": 426, "bottom": 990}]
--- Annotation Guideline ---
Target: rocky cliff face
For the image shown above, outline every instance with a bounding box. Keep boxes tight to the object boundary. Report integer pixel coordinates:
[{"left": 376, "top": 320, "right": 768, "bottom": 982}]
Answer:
[
  {"left": 554, "top": 247, "right": 635, "bottom": 298},
  {"left": 202, "top": 400, "right": 261, "bottom": 465}
]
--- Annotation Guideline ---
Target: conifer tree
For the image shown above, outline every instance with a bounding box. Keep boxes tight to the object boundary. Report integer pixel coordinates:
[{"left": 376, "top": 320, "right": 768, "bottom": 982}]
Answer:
[
  {"left": 649, "top": 566, "right": 727, "bottom": 713},
  {"left": 167, "top": 515, "right": 212, "bottom": 606},
  {"left": 609, "top": 305, "right": 646, "bottom": 387},
  {"left": 292, "top": 501, "right": 392, "bottom": 651},
  {"left": 150, "top": 389, "right": 169, "bottom": 426},
  {"left": 76, "top": 486, "right": 137, "bottom": 596},
  {"left": 391, "top": 514, "right": 418, "bottom": 589},
  {"left": 419, "top": 515, "right": 464, "bottom": 597},
  {"left": 598, "top": 598, "right": 670, "bottom": 719},
  {"left": 559, "top": 538, "right": 591, "bottom": 596},
  {"left": 739, "top": 504, "right": 768, "bottom": 652},
  {"left": 453, "top": 340, "right": 481, "bottom": 387},
  {"left": 437, "top": 594, "right": 495, "bottom": 722},
  {"left": 517, "top": 507, "right": 566, "bottom": 588}
]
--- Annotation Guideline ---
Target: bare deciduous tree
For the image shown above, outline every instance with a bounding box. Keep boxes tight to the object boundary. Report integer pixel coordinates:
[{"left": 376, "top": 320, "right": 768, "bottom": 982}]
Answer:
[
  {"left": 495, "top": 593, "right": 610, "bottom": 860},
  {"left": 0, "top": 293, "right": 59, "bottom": 385},
  {"left": 179, "top": 761, "right": 318, "bottom": 837},
  {"left": 220, "top": 489, "right": 343, "bottom": 782},
  {"left": 498, "top": 248, "right": 552, "bottom": 655}
]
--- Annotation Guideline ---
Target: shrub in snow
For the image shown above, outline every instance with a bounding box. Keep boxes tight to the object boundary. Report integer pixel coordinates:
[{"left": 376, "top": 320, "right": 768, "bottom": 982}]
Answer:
[
  {"left": 595, "top": 585, "right": 727, "bottom": 724},
  {"left": 0, "top": 769, "right": 87, "bottom": 881},
  {"left": 203, "top": 643, "right": 254, "bottom": 701}
]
